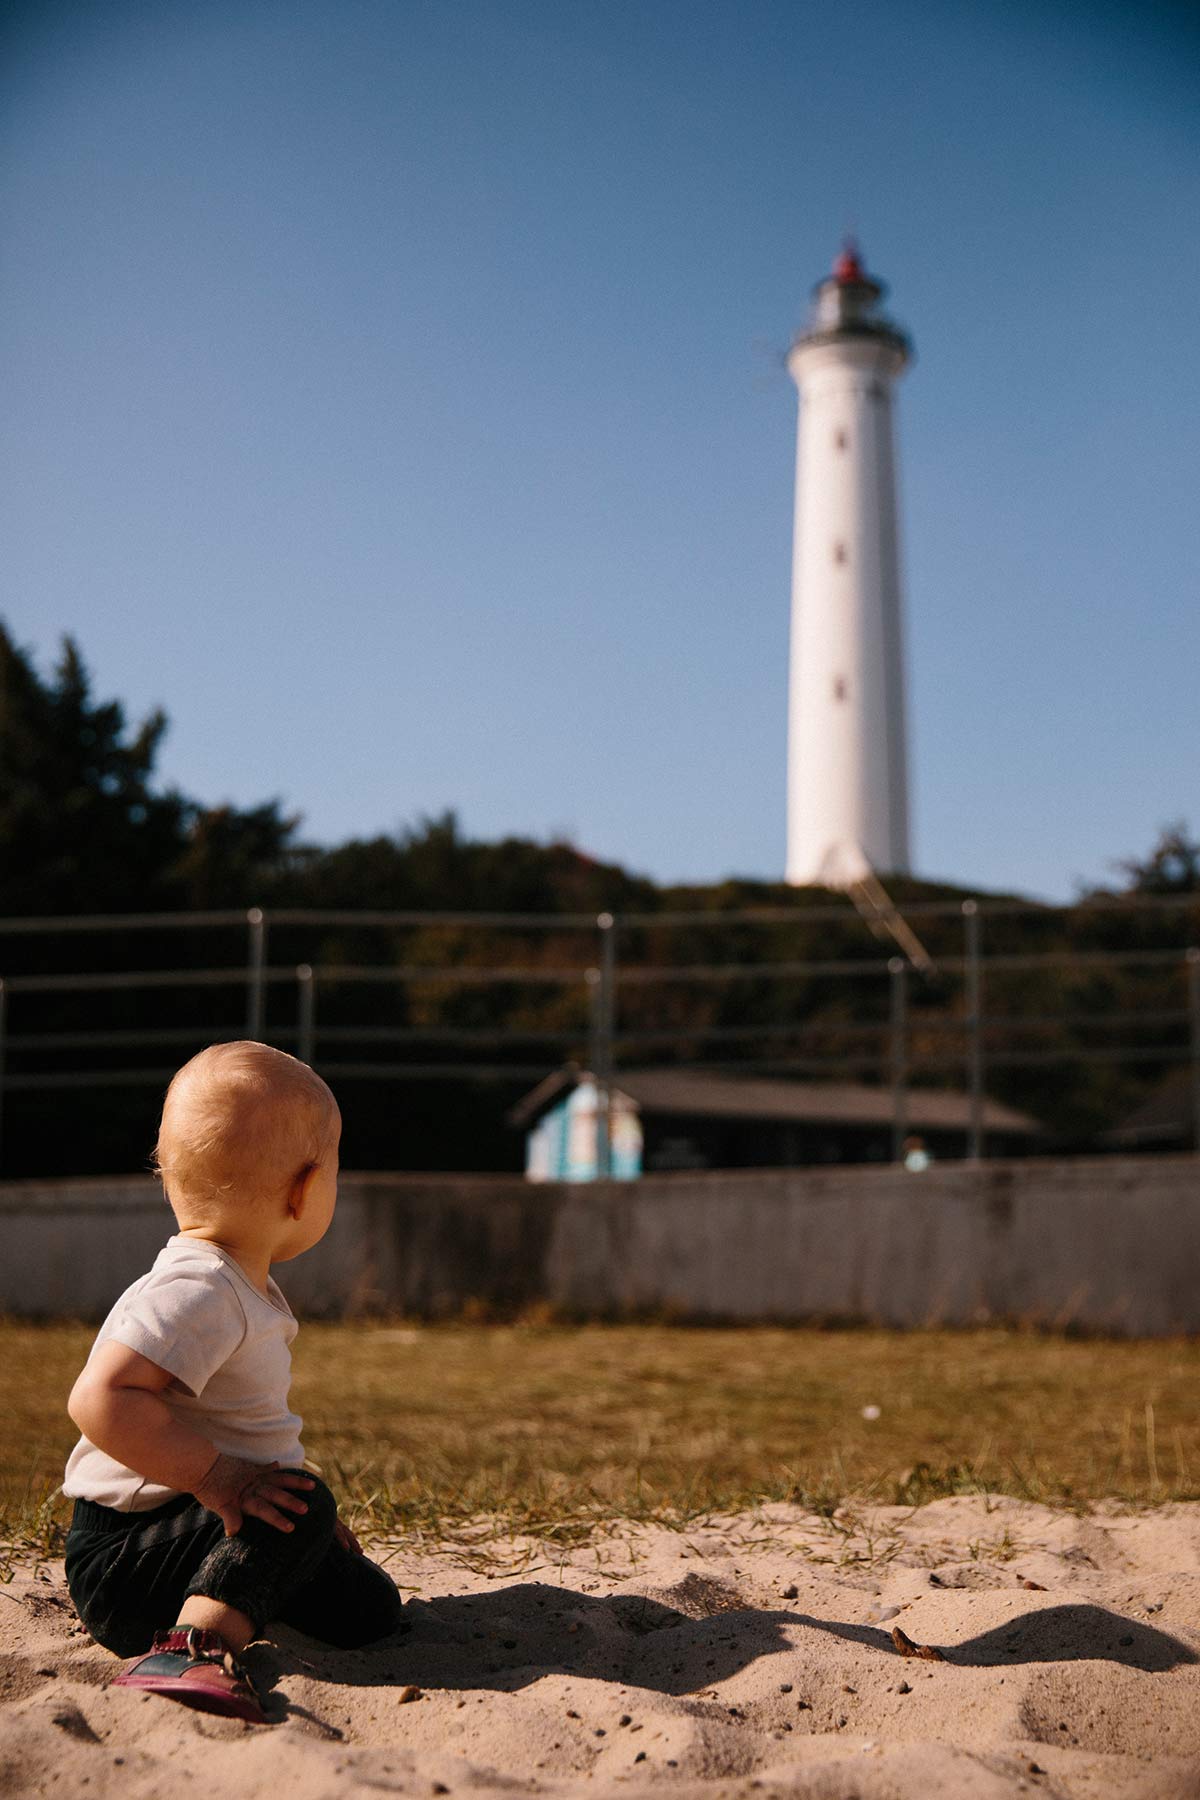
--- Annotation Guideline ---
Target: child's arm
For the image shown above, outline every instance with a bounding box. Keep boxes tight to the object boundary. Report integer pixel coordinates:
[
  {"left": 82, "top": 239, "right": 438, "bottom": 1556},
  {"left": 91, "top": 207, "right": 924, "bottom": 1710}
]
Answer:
[{"left": 69, "top": 1341, "right": 313, "bottom": 1536}]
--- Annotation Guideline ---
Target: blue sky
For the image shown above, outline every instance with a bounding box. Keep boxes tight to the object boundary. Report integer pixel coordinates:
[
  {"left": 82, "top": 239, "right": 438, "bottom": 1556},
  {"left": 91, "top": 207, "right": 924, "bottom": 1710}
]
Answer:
[{"left": 2, "top": 0, "right": 1197, "bottom": 900}]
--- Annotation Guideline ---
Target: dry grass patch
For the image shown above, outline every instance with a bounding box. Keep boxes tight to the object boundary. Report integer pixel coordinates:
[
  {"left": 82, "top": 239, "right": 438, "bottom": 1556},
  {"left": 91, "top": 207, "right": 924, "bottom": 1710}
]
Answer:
[{"left": 4, "top": 1320, "right": 1200, "bottom": 1570}]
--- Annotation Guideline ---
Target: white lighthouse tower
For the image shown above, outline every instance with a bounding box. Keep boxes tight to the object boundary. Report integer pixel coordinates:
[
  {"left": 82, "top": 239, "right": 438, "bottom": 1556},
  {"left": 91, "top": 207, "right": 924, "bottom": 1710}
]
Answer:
[{"left": 786, "top": 243, "right": 912, "bottom": 888}]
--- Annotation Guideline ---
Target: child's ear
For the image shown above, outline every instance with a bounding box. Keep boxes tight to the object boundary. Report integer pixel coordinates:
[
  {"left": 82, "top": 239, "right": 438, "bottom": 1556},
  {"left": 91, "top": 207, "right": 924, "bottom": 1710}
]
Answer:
[{"left": 287, "top": 1163, "right": 318, "bottom": 1219}]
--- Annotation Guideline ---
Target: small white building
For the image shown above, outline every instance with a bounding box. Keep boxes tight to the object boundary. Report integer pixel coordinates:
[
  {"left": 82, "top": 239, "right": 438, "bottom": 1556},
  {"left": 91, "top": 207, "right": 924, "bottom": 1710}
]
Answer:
[{"left": 520, "top": 1073, "right": 643, "bottom": 1182}]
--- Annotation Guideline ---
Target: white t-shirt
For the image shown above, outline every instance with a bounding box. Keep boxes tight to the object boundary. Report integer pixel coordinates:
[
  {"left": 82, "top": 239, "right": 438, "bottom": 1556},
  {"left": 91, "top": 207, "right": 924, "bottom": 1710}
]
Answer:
[{"left": 63, "top": 1236, "right": 305, "bottom": 1512}]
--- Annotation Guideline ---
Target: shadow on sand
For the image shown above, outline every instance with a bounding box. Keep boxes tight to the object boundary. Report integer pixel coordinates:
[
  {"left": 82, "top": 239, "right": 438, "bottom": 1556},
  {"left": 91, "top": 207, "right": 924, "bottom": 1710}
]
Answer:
[{"left": 251, "top": 1575, "right": 1198, "bottom": 1726}]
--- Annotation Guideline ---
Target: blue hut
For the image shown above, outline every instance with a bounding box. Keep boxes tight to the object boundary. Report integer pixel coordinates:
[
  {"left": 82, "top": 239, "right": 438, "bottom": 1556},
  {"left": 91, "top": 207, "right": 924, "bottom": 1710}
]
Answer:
[{"left": 520, "top": 1073, "right": 642, "bottom": 1182}]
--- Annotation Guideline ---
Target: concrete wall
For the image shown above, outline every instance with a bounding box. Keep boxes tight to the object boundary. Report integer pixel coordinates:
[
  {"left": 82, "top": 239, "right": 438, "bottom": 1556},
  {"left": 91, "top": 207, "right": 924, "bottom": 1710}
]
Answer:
[{"left": 3, "top": 1156, "right": 1199, "bottom": 1335}]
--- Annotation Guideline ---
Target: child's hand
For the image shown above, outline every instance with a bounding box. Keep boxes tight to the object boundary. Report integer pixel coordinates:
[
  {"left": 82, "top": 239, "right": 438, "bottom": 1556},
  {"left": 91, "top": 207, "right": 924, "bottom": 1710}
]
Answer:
[
  {"left": 334, "top": 1516, "right": 364, "bottom": 1556},
  {"left": 194, "top": 1453, "right": 315, "bottom": 1537}
]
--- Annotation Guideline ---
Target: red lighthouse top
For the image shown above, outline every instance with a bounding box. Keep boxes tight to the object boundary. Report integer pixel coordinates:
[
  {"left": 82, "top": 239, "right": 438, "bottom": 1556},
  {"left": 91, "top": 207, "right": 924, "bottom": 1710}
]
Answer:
[
  {"left": 795, "top": 240, "right": 910, "bottom": 363},
  {"left": 833, "top": 241, "right": 866, "bottom": 284}
]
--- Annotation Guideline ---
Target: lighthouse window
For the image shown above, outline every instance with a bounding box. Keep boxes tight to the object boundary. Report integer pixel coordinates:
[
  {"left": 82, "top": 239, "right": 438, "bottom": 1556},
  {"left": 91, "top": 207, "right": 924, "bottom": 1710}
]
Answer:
[
  {"left": 833, "top": 677, "right": 848, "bottom": 702},
  {"left": 833, "top": 541, "right": 847, "bottom": 564},
  {"left": 834, "top": 429, "right": 849, "bottom": 451}
]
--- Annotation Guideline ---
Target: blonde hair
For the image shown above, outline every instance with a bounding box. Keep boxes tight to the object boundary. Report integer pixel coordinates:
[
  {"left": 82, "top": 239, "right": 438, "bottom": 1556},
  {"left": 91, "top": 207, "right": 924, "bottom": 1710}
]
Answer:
[{"left": 154, "top": 1041, "right": 339, "bottom": 1212}]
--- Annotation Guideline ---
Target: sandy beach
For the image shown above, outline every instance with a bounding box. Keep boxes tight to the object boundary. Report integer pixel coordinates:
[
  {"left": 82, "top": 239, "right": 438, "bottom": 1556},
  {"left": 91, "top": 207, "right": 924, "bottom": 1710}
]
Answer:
[{"left": 5, "top": 1494, "right": 1200, "bottom": 1799}]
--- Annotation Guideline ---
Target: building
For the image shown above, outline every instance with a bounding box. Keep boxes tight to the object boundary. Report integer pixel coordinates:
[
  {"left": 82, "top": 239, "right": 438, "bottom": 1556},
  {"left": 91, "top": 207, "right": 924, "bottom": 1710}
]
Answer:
[
  {"left": 518, "top": 1073, "right": 643, "bottom": 1182},
  {"left": 1104, "top": 1069, "right": 1199, "bottom": 1154},
  {"left": 511, "top": 1067, "right": 1040, "bottom": 1179},
  {"left": 787, "top": 243, "right": 912, "bottom": 887}
]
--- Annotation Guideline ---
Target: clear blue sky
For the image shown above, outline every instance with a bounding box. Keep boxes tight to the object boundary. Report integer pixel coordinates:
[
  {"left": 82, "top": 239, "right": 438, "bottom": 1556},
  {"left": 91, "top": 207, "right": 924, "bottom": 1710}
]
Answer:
[{"left": 3, "top": 0, "right": 1197, "bottom": 900}]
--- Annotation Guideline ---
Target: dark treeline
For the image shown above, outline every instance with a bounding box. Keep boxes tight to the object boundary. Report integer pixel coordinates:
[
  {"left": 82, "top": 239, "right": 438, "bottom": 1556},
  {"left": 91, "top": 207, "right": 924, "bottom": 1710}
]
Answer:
[{"left": 2, "top": 624, "right": 1198, "bottom": 1177}]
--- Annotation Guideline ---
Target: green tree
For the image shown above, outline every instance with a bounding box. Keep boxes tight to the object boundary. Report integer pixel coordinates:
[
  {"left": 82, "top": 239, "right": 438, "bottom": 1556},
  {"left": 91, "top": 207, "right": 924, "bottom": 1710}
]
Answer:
[
  {"left": 1114, "top": 823, "right": 1200, "bottom": 896},
  {"left": 0, "top": 623, "right": 187, "bottom": 914},
  {"left": 0, "top": 622, "right": 299, "bottom": 914},
  {"left": 169, "top": 801, "right": 301, "bottom": 908}
]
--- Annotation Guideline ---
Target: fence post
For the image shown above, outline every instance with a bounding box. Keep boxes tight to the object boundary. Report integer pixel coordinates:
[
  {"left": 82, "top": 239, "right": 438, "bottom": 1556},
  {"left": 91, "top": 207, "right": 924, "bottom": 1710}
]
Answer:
[
  {"left": 0, "top": 978, "right": 6, "bottom": 1177},
  {"left": 1188, "top": 948, "right": 1200, "bottom": 1155},
  {"left": 246, "top": 908, "right": 267, "bottom": 1041},
  {"left": 889, "top": 956, "right": 908, "bottom": 1162},
  {"left": 297, "top": 964, "right": 316, "bottom": 1066},
  {"left": 963, "top": 899, "right": 984, "bottom": 1162},
  {"left": 586, "top": 965, "right": 602, "bottom": 1044},
  {"left": 593, "top": 912, "right": 616, "bottom": 1178}
]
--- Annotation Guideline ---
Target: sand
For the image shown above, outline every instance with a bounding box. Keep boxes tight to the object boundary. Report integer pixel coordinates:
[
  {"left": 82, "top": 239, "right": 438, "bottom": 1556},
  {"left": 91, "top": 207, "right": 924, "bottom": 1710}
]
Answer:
[{"left": 5, "top": 1495, "right": 1200, "bottom": 1799}]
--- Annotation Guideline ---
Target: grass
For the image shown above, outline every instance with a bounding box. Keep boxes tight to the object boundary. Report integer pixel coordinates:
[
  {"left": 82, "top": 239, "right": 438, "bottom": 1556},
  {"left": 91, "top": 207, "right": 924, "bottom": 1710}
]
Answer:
[{"left": 3, "top": 1320, "right": 1200, "bottom": 1573}]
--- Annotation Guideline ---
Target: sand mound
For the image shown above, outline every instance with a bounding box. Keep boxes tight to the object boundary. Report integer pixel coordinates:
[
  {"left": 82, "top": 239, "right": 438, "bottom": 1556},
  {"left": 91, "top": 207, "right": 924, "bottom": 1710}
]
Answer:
[{"left": 5, "top": 1496, "right": 1200, "bottom": 1798}]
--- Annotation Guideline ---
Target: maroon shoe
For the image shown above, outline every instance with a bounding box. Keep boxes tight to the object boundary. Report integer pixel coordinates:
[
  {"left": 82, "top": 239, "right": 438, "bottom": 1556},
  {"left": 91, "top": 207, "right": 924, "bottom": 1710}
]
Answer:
[{"left": 111, "top": 1626, "right": 268, "bottom": 1723}]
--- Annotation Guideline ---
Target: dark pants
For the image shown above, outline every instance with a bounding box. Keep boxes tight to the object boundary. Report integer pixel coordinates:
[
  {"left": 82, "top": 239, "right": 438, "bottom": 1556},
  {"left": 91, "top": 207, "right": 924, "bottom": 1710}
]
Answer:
[{"left": 65, "top": 1474, "right": 403, "bottom": 1658}]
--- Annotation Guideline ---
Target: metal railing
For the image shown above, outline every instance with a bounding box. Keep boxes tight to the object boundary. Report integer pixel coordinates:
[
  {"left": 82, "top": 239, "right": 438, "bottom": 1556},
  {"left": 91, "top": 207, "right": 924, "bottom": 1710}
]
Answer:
[{"left": 2, "top": 895, "right": 1200, "bottom": 1175}]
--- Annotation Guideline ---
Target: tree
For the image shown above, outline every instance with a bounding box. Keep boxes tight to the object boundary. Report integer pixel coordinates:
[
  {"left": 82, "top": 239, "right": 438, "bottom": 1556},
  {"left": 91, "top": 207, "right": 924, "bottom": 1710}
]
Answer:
[
  {"left": 1114, "top": 823, "right": 1200, "bottom": 896},
  {"left": 170, "top": 801, "right": 301, "bottom": 908},
  {"left": 0, "top": 623, "right": 300, "bottom": 914},
  {"left": 0, "top": 623, "right": 188, "bottom": 914}
]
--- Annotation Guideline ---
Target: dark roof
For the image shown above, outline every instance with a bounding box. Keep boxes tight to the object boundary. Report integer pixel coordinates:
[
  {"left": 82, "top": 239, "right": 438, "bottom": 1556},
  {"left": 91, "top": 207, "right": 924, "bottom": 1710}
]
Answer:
[
  {"left": 1105, "top": 1068, "right": 1197, "bottom": 1146},
  {"left": 509, "top": 1067, "right": 1038, "bottom": 1135}
]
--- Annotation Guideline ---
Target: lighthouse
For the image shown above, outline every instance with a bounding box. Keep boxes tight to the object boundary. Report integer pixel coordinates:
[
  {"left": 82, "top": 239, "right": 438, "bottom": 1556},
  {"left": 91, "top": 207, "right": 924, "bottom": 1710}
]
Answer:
[{"left": 786, "top": 243, "right": 912, "bottom": 888}]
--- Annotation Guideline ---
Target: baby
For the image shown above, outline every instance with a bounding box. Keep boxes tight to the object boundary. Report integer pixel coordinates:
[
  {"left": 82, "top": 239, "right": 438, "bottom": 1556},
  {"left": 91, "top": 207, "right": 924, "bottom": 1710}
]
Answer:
[{"left": 63, "top": 1041, "right": 403, "bottom": 1721}]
